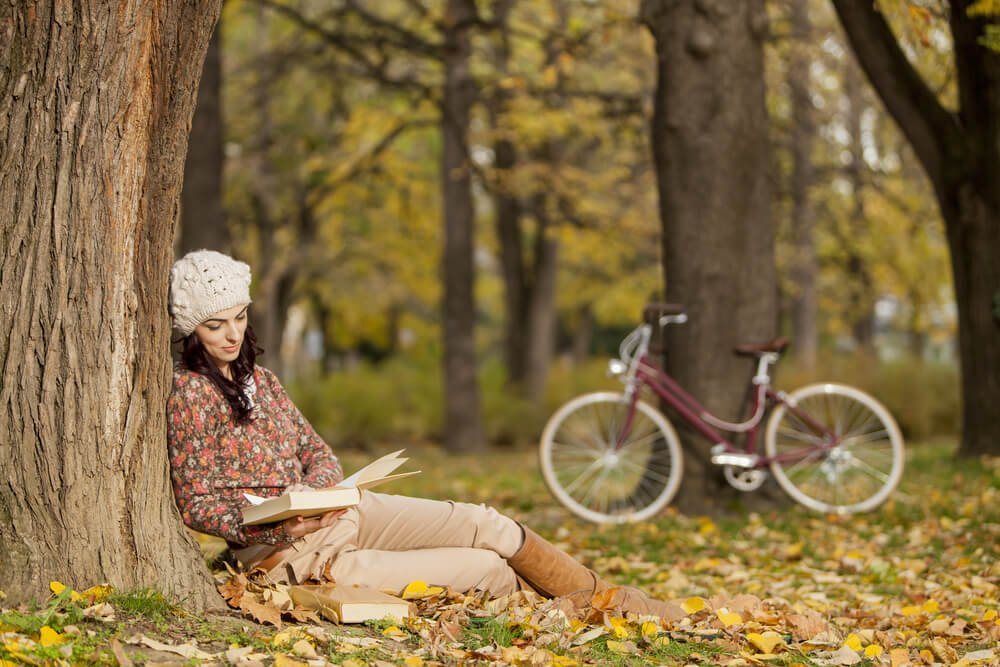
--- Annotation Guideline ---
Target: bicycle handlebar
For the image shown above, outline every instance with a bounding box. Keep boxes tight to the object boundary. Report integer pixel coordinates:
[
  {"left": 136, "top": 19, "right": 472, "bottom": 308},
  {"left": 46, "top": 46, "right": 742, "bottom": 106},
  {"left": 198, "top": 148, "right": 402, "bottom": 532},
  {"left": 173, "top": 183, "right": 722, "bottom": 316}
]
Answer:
[{"left": 661, "top": 313, "right": 688, "bottom": 326}]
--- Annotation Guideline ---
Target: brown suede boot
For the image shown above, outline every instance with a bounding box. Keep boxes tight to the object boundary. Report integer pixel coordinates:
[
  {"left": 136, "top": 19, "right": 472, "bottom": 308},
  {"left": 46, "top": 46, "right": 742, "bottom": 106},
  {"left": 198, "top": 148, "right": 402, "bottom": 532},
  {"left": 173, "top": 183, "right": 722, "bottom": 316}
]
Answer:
[{"left": 507, "top": 526, "right": 684, "bottom": 621}]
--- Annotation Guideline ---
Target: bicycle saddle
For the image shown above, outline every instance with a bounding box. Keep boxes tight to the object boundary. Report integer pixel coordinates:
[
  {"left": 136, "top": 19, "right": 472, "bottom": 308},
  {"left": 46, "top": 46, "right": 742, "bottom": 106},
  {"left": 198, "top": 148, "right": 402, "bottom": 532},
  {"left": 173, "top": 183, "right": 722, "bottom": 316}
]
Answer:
[{"left": 734, "top": 337, "right": 790, "bottom": 356}]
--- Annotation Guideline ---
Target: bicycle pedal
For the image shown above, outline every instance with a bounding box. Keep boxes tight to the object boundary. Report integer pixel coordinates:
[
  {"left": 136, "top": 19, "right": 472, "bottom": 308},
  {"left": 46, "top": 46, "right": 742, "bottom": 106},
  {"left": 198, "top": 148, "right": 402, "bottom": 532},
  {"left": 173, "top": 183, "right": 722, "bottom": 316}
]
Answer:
[{"left": 711, "top": 452, "right": 759, "bottom": 468}]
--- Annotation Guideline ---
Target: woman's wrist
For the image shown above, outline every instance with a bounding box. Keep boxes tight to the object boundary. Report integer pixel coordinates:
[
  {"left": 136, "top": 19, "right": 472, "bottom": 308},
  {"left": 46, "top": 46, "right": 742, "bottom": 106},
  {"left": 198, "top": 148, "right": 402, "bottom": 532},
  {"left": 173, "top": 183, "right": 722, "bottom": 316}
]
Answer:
[{"left": 277, "top": 518, "right": 301, "bottom": 544}]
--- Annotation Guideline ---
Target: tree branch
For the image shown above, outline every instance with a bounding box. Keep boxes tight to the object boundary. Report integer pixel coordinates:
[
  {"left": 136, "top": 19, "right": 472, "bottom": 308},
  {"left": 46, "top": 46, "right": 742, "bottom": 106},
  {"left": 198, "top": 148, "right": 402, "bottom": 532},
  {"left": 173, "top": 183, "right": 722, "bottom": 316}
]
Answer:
[
  {"left": 343, "top": 0, "right": 442, "bottom": 57},
  {"left": 829, "top": 0, "right": 961, "bottom": 193},
  {"left": 255, "top": 0, "right": 435, "bottom": 96}
]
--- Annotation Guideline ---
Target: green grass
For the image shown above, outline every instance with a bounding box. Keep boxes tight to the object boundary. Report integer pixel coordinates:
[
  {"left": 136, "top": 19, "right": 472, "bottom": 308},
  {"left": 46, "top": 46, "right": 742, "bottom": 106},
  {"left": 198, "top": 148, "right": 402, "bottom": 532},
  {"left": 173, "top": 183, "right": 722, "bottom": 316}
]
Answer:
[{"left": 108, "top": 588, "right": 177, "bottom": 625}]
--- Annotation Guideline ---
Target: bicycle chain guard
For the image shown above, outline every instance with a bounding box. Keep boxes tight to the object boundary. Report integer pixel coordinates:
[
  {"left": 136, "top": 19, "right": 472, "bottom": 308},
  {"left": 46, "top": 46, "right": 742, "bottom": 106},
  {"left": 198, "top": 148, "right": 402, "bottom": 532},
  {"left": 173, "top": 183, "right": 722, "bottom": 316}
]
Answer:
[{"left": 723, "top": 465, "right": 768, "bottom": 491}]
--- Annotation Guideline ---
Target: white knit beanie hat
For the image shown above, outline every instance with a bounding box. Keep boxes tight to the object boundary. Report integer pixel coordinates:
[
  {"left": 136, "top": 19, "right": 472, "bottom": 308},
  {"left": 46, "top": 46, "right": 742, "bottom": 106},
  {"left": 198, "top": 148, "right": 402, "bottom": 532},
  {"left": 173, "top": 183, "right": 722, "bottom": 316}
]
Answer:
[{"left": 169, "top": 250, "right": 253, "bottom": 336}]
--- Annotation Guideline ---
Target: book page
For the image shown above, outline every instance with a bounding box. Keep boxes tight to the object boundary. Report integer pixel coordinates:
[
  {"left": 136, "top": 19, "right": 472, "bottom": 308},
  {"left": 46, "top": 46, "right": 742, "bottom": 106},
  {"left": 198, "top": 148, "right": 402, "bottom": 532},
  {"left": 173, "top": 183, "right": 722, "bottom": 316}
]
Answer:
[{"left": 337, "top": 449, "right": 408, "bottom": 488}]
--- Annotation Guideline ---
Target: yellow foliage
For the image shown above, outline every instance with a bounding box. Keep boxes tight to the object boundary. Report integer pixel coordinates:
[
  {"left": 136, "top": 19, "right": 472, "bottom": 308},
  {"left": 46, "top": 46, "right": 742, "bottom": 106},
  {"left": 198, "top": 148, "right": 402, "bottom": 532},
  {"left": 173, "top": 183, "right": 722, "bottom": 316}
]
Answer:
[
  {"left": 746, "top": 631, "right": 785, "bottom": 653},
  {"left": 717, "top": 608, "right": 743, "bottom": 627},
  {"left": 37, "top": 626, "right": 65, "bottom": 647},
  {"left": 681, "top": 597, "right": 706, "bottom": 614},
  {"left": 401, "top": 581, "right": 443, "bottom": 600}
]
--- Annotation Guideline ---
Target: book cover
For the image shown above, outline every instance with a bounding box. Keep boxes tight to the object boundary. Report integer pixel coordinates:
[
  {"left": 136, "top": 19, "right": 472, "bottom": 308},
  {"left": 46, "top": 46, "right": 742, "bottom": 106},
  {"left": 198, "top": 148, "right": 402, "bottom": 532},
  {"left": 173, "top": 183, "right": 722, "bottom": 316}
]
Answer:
[
  {"left": 241, "top": 449, "right": 420, "bottom": 526},
  {"left": 289, "top": 584, "right": 411, "bottom": 623}
]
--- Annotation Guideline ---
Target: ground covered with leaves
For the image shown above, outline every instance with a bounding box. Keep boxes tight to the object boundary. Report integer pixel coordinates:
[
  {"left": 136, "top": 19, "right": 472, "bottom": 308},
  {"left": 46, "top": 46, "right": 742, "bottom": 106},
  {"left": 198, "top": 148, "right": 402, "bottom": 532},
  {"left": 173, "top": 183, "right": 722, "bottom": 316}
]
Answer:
[{"left": 2, "top": 440, "right": 997, "bottom": 666}]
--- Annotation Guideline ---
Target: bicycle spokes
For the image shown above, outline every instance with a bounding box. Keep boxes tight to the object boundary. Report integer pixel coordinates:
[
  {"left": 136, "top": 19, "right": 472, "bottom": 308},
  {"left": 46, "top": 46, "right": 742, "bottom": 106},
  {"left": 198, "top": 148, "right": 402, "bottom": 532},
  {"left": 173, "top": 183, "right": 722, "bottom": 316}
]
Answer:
[
  {"left": 539, "top": 392, "right": 683, "bottom": 524},
  {"left": 766, "top": 384, "right": 904, "bottom": 514}
]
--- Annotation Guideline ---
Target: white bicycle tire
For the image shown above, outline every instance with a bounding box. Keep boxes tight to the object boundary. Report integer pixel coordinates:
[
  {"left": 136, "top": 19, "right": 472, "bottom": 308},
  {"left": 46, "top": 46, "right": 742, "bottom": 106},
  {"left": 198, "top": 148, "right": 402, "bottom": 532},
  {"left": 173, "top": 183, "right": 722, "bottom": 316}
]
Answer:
[
  {"left": 765, "top": 383, "right": 904, "bottom": 514},
  {"left": 539, "top": 391, "right": 683, "bottom": 524}
]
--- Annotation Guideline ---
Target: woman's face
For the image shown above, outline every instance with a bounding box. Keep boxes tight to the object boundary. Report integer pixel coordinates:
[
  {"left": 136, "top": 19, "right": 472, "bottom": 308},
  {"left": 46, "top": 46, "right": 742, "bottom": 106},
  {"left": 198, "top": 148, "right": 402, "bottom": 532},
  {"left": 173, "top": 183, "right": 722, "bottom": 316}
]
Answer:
[{"left": 194, "top": 304, "right": 249, "bottom": 376}]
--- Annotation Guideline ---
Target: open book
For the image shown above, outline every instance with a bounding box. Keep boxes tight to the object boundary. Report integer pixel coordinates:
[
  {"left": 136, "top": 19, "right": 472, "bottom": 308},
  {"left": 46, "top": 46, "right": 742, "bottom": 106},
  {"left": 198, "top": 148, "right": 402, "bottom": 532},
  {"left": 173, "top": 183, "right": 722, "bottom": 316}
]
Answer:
[
  {"left": 289, "top": 584, "right": 411, "bottom": 623},
  {"left": 241, "top": 449, "right": 420, "bottom": 526}
]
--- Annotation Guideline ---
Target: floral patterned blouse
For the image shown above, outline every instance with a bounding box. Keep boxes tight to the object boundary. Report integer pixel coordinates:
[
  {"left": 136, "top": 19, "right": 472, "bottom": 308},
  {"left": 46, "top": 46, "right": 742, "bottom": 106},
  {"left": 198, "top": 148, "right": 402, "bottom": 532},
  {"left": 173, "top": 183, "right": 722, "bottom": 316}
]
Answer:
[{"left": 167, "top": 365, "right": 344, "bottom": 547}]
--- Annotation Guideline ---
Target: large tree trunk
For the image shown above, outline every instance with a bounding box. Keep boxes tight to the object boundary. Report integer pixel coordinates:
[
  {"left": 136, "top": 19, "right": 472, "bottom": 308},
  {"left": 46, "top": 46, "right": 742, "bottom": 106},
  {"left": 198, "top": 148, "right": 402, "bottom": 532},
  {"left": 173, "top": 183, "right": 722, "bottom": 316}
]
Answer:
[
  {"left": 441, "top": 0, "right": 485, "bottom": 452},
  {"left": 0, "top": 1, "right": 223, "bottom": 607},
  {"left": 640, "top": 0, "right": 781, "bottom": 515},
  {"left": 180, "top": 23, "right": 228, "bottom": 255},
  {"left": 788, "top": 1, "right": 818, "bottom": 370},
  {"left": 831, "top": 0, "right": 1000, "bottom": 456}
]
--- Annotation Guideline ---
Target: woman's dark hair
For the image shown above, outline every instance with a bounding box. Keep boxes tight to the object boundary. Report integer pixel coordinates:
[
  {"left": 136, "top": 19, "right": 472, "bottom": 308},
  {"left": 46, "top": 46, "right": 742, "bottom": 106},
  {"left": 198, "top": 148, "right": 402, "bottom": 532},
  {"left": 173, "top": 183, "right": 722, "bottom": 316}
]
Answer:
[{"left": 180, "top": 324, "right": 264, "bottom": 424}]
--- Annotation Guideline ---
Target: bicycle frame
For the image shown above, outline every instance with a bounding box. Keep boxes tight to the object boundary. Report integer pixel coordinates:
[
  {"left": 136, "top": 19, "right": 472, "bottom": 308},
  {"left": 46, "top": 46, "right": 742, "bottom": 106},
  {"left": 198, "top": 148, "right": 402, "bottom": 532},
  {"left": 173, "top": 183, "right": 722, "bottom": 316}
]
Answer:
[{"left": 613, "top": 325, "right": 839, "bottom": 467}]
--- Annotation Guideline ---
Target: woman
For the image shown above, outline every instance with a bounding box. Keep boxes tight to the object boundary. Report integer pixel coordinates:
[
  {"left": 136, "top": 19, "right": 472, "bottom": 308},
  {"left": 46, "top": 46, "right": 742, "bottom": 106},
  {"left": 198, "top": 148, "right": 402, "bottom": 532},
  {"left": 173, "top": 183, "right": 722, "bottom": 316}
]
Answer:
[{"left": 167, "top": 250, "right": 680, "bottom": 618}]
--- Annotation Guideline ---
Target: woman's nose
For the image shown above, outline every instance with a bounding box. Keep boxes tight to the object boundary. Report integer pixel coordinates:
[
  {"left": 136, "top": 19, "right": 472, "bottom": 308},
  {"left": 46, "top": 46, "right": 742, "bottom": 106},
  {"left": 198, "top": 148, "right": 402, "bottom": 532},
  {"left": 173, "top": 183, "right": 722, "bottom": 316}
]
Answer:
[{"left": 225, "top": 323, "right": 240, "bottom": 341}]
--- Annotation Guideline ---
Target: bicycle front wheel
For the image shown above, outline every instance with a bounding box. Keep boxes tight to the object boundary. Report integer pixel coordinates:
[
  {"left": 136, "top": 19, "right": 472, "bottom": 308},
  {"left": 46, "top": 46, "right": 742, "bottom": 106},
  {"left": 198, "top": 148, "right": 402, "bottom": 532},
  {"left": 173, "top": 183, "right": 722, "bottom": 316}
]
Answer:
[
  {"left": 539, "top": 392, "right": 683, "bottom": 524},
  {"left": 765, "top": 383, "right": 904, "bottom": 514}
]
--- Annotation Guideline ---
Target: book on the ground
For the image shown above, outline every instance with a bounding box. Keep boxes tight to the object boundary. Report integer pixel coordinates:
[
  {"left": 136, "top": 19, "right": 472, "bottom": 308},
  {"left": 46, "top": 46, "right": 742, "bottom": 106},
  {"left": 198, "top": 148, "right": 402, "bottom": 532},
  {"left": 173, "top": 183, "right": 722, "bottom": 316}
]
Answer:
[
  {"left": 289, "top": 584, "right": 411, "bottom": 623},
  {"left": 241, "top": 449, "right": 420, "bottom": 526}
]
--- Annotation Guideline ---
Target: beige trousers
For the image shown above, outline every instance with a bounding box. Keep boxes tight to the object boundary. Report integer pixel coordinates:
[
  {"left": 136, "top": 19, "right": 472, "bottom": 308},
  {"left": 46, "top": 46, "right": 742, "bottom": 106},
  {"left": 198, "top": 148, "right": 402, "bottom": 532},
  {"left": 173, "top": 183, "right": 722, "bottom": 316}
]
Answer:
[{"left": 236, "top": 492, "right": 524, "bottom": 595}]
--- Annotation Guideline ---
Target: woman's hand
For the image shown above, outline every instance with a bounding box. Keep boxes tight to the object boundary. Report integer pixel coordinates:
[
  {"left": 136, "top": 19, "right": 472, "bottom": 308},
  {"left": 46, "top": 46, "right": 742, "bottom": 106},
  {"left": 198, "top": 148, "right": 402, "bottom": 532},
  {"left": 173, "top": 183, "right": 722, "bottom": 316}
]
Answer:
[{"left": 281, "top": 509, "right": 347, "bottom": 540}]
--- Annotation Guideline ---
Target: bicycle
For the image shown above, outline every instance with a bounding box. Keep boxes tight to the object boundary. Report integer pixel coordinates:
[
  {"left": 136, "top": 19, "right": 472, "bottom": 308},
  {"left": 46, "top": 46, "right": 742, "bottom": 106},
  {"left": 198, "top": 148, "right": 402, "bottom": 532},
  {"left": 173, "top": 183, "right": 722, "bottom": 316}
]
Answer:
[{"left": 539, "top": 304, "right": 905, "bottom": 524}]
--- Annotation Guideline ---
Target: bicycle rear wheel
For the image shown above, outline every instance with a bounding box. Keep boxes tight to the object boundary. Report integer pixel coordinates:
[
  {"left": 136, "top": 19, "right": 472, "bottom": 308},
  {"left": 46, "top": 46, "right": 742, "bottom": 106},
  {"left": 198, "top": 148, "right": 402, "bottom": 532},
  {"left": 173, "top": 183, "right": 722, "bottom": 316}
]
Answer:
[
  {"left": 539, "top": 392, "right": 683, "bottom": 524},
  {"left": 765, "top": 383, "right": 904, "bottom": 514}
]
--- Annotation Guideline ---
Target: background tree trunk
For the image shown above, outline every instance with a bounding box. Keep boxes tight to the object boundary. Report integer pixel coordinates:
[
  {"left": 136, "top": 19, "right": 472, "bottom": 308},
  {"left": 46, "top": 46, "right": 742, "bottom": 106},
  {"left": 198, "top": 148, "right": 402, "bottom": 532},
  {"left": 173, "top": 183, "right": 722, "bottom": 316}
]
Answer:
[
  {"left": 788, "top": 1, "right": 818, "bottom": 370},
  {"left": 843, "top": 62, "right": 876, "bottom": 351},
  {"left": 524, "top": 204, "right": 558, "bottom": 400},
  {"left": 441, "top": 0, "right": 486, "bottom": 452},
  {"left": 0, "top": 1, "right": 223, "bottom": 607},
  {"left": 180, "top": 23, "right": 228, "bottom": 255},
  {"left": 831, "top": 0, "right": 1000, "bottom": 456},
  {"left": 640, "top": 0, "right": 782, "bottom": 515}
]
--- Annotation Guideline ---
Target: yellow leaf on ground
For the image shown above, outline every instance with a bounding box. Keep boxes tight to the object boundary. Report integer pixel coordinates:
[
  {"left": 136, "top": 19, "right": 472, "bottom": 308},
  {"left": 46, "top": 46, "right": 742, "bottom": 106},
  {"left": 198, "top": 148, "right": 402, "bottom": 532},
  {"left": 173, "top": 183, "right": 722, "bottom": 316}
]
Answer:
[
  {"left": 382, "top": 625, "right": 407, "bottom": 638},
  {"left": 784, "top": 543, "right": 804, "bottom": 558},
  {"left": 401, "top": 580, "right": 444, "bottom": 599},
  {"left": 49, "top": 581, "right": 81, "bottom": 602},
  {"left": 272, "top": 628, "right": 307, "bottom": 646},
  {"left": 889, "top": 648, "right": 910, "bottom": 667},
  {"left": 717, "top": 608, "right": 743, "bottom": 627},
  {"left": 605, "top": 640, "right": 637, "bottom": 654},
  {"left": 844, "top": 633, "right": 863, "bottom": 651},
  {"left": 900, "top": 605, "right": 921, "bottom": 616},
  {"left": 38, "top": 626, "right": 65, "bottom": 647},
  {"left": 640, "top": 621, "right": 658, "bottom": 638},
  {"left": 403, "top": 657, "right": 424, "bottom": 667},
  {"left": 864, "top": 644, "right": 883, "bottom": 658},
  {"left": 80, "top": 584, "right": 113, "bottom": 602},
  {"left": 273, "top": 654, "right": 309, "bottom": 667},
  {"left": 608, "top": 616, "right": 629, "bottom": 638},
  {"left": 682, "top": 596, "right": 706, "bottom": 614},
  {"left": 746, "top": 631, "right": 784, "bottom": 653},
  {"left": 982, "top": 609, "right": 997, "bottom": 621},
  {"left": 922, "top": 600, "right": 939, "bottom": 613}
]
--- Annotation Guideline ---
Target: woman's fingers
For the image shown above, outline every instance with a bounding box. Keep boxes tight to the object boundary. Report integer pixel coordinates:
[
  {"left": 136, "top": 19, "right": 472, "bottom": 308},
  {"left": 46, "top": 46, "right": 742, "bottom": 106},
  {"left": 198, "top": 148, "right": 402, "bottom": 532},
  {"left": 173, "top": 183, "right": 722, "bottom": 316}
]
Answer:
[
  {"left": 283, "top": 509, "right": 345, "bottom": 538},
  {"left": 318, "top": 509, "right": 347, "bottom": 527}
]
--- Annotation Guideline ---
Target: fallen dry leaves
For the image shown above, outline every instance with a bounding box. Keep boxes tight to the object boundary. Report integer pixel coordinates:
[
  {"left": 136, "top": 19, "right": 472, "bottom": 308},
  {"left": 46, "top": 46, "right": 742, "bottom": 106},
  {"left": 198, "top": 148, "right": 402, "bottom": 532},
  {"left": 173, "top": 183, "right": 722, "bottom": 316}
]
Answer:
[{"left": 1, "top": 444, "right": 997, "bottom": 665}]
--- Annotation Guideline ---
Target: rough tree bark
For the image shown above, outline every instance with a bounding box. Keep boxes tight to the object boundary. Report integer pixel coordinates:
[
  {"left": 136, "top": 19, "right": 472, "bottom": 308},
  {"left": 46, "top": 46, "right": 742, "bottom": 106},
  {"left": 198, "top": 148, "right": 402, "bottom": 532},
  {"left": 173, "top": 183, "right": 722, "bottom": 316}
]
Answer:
[
  {"left": 442, "top": 0, "right": 486, "bottom": 452},
  {"left": 788, "top": 0, "right": 818, "bottom": 370},
  {"left": 640, "top": 0, "right": 782, "bottom": 515},
  {"left": 831, "top": 0, "right": 1000, "bottom": 456},
  {"left": 0, "top": 2, "right": 223, "bottom": 607},
  {"left": 180, "top": 23, "right": 228, "bottom": 255}
]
